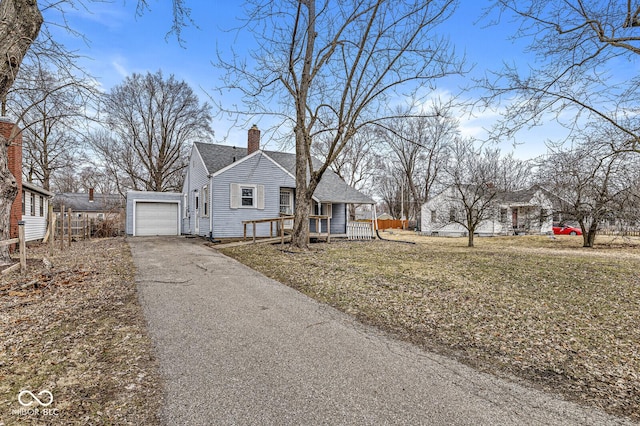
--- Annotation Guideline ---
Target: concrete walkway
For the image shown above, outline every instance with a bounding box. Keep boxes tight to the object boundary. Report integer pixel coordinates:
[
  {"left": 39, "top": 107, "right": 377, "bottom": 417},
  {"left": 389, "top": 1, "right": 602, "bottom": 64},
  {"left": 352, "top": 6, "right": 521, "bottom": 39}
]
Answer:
[{"left": 130, "top": 236, "right": 630, "bottom": 425}]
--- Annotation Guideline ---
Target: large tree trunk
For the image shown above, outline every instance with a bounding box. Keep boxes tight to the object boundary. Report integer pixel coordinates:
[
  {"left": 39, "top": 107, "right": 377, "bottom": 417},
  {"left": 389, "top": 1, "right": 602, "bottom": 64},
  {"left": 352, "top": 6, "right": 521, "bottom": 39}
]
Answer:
[
  {"left": 0, "top": 0, "right": 43, "bottom": 263},
  {"left": 291, "top": 124, "right": 312, "bottom": 249},
  {"left": 288, "top": 0, "right": 315, "bottom": 249},
  {"left": 583, "top": 226, "right": 598, "bottom": 248}
]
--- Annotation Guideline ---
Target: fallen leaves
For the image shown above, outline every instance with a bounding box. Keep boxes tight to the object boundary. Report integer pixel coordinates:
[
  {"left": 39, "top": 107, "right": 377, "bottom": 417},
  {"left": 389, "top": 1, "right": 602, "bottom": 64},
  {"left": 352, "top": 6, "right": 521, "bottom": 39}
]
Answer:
[
  {"left": 222, "top": 236, "right": 640, "bottom": 422},
  {"left": 0, "top": 237, "right": 161, "bottom": 425}
]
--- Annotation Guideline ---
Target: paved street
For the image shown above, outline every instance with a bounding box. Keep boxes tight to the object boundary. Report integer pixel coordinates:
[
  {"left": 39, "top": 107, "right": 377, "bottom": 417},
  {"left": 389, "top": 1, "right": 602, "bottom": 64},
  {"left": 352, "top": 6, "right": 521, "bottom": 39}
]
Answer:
[{"left": 130, "top": 236, "right": 630, "bottom": 425}]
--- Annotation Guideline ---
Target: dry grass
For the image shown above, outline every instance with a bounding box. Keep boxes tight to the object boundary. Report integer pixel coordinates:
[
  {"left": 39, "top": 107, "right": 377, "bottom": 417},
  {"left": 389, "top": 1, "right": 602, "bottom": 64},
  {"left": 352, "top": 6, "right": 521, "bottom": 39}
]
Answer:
[
  {"left": 0, "top": 238, "right": 161, "bottom": 425},
  {"left": 221, "top": 232, "right": 640, "bottom": 421}
]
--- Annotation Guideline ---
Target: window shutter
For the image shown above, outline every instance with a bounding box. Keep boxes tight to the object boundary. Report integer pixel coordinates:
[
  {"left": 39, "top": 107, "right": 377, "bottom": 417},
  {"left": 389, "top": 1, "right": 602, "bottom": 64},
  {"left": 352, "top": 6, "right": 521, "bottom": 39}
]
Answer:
[
  {"left": 257, "top": 185, "right": 265, "bottom": 210},
  {"left": 230, "top": 183, "right": 240, "bottom": 209}
]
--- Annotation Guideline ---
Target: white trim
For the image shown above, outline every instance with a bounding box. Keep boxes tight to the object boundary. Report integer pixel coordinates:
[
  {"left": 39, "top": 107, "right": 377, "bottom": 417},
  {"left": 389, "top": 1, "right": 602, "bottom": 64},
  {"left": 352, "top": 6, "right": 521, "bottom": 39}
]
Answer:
[
  {"left": 259, "top": 151, "right": 297, "bottom": 181},
  {"left": 22, "top": 181, "right": 53, "bottom": 197},
  {"left": 192, "top": 144, "right": 210, "bottom": 175},
  {"left": 202, "top": 184, "right": 209, "bottom": 217},
  {"left": 211, "top": 149, "right": 264, "bottom": 178},
  {"left": 239, "top": 184, "right": 257, "bottom": 208},
  {"left": 132, "top": 199, "right": 181, "bottom": 236},
  {"left": 260, "top": 152, "right": 322, "bottom": 203},
  {"left": 209, "top": 176, "right": 214, "bottom": 237}
]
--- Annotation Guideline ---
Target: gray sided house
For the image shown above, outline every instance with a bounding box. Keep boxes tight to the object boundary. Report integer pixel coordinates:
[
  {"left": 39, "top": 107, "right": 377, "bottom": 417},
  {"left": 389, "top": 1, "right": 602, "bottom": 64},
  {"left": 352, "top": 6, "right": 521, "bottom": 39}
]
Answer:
[
  {"left": 421, "top": 185, "right": 554, "bottom": 237},
  {"left": 182, "top": 126, "right": 374, "bottom": 239}
]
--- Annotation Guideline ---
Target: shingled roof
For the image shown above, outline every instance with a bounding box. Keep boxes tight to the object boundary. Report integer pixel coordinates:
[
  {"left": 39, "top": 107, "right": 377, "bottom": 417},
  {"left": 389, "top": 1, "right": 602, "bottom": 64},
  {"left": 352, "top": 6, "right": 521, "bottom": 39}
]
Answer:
[
  {"left": 53, "top": 192, "right": 124, "bottom": 212},
  {"left": 194, "top": 142, "right": 374, "bottom": 204}
]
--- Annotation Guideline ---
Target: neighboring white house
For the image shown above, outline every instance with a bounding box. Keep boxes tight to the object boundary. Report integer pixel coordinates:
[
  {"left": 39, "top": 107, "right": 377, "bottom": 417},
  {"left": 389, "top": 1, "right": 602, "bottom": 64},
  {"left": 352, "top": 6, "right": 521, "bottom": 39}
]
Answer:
[
  {"left": 421, "top": 185, "right": 554, "bottom": 237},
  {"left": 21, "top": 181, "right": 53, "bottom": 242}
]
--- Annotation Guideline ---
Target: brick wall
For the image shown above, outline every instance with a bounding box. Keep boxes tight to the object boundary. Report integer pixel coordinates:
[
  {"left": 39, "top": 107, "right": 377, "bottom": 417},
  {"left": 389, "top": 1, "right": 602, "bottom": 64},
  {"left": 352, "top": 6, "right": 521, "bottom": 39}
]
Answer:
[{"left": 0, "top": 118, "right": 22, "bottom": 240}]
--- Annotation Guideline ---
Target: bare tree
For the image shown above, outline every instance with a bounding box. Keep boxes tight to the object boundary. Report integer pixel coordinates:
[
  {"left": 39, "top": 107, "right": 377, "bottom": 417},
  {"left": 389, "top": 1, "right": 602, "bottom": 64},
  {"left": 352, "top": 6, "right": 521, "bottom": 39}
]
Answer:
[
  {"left": 440, "top": 139, "right": 528, "bottom": 247},
  {"left": 375, "top": 159, "right": 408, "bottom": 220},
  {"left": 6, "top": 63, "right": 97, "bottom": 190},
  {"left": 377, "top": 100, "right": 457, "bottom": 222},
  {"left": 536, "top": 133, "right": 636, "bottom": 247},
  {"left": 312, "top": 126, "right": 379, "bottom": 219},
  {"left": 92, "top": 71, "right": 214, "bottom": 192},
  {"left": 219, "top": 0, "right": 465, "bottom": 248},
  {"left": 484, "top": 0, "right": 640, "bottom": 154},
  {"left": 0, "top": 0, "right": 193, "bottom": 262}
]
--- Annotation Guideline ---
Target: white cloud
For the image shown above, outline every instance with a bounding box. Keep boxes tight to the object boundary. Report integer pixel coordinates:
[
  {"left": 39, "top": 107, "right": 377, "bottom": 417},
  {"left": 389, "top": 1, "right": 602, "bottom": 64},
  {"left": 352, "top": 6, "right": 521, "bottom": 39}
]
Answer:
[{"left": 111, "top": 59, "right": 129, "bottom": 79}]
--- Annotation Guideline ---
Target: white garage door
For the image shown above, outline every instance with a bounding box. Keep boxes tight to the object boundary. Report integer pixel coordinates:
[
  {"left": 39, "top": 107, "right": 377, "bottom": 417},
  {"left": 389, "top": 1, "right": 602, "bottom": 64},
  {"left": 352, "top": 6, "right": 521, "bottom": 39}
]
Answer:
[{"left": 135, "top": 202, "right": 179, "bottom": 236}]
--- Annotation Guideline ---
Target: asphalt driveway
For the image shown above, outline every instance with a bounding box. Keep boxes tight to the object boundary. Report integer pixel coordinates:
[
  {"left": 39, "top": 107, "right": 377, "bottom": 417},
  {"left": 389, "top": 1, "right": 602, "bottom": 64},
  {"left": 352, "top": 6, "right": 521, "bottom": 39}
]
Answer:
[{"left": 130, "top": 236, "right": 630, "bottom": 425}]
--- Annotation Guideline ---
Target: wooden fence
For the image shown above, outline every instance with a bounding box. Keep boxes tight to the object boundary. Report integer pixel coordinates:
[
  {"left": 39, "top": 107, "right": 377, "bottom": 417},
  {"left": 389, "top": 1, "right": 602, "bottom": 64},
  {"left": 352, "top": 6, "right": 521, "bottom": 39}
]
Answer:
[
  {"left": 0, "top": 222, "right": 26, "bottom": 274},
  {"left": 599, "top": 229, "right": 640, "bottom": 237},
  {"left": 376, "top": 219, "right": 409, "bottom": 230}
]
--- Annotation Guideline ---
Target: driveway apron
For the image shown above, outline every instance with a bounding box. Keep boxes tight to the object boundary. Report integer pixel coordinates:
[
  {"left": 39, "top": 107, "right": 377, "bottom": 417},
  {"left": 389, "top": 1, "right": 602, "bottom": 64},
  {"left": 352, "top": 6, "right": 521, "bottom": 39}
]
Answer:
[{"left": 129, "top": 236, "right": 629, "bottom": 426}]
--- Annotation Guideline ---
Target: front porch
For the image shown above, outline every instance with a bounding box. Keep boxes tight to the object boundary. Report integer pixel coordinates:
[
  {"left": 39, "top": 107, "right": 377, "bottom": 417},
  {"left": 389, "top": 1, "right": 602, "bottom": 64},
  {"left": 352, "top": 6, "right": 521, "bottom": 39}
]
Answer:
[{"left": 241, "top": 215, "right": 374, "bottom": 244}]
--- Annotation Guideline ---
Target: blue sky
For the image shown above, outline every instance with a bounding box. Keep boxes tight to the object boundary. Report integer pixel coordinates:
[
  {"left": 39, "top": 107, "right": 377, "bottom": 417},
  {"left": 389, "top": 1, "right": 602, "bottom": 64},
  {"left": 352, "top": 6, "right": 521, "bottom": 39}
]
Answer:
[{"left": 48, "top": 1, "right": 561, "bottom": 159}]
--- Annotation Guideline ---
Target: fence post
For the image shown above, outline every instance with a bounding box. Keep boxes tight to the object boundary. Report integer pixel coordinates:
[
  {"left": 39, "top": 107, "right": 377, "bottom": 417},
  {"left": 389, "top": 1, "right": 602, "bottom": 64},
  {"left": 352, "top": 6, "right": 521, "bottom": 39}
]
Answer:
[
  {"left": 280, "top": 217, "right": 284, "bottom": 247},
  {"left": 60, "top": 204, "right": 65, "bottom": 251},
  {"left": 48, "top": 204, "right": 54, "bottom": 256},
  {"left": 68, "top": 208, "right": 73, "bottom": 247},
  {"left": 18, "top": 221, "right": 26, "bottom": 274}
]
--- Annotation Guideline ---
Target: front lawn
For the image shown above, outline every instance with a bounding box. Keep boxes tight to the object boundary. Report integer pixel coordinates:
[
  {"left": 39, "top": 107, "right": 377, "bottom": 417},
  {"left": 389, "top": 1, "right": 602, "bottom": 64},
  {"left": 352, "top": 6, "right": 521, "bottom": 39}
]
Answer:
[{"left": 221, "top": 233, "right": 640, "bottom": 421}]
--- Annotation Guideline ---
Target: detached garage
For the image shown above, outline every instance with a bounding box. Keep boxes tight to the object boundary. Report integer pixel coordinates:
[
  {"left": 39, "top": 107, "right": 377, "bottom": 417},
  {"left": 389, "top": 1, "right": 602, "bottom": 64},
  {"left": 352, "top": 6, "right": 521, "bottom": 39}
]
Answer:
[{"left": 126, "top": 191, "right": 182, "bottom": 236}]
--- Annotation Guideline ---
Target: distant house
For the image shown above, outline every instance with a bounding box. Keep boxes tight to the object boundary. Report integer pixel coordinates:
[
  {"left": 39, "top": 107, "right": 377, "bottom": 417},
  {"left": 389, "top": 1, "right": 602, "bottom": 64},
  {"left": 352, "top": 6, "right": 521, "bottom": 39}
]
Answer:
[
  {"left": 125, "top": 126, "right": 375, "bottom": 237},
  {"left": 53, "top": 189, "right": 125, "bottom": 234},
  {"left": 421, "top": 185, "right": 554, "bottom": 237}
]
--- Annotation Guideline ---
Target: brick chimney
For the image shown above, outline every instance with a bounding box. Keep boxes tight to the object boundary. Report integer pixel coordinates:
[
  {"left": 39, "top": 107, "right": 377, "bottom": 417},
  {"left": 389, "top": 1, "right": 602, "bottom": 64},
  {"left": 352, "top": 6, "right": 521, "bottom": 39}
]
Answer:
[
  {"left": 248, "top": 125, "right": 260, "bottom": 155},
  {"left": 0, "top": 117, "right": 22, "bottom": 241},
  {"left": 89, "top": 187, "right": 94, "bottom": 202}
]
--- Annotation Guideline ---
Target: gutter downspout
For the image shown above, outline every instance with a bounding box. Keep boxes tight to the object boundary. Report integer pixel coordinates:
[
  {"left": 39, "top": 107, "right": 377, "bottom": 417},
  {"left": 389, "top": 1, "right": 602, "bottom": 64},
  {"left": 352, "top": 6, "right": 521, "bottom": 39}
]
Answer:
[{"left": 209, "top": 174, "right": 214, "bottom": 240}]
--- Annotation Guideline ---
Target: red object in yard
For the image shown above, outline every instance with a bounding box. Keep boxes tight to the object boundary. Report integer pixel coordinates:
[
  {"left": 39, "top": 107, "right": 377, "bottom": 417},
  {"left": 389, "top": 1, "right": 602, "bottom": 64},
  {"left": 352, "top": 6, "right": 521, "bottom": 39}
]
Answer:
[{"left": 552, "top": 225, "right": 582, "bottom": 236}]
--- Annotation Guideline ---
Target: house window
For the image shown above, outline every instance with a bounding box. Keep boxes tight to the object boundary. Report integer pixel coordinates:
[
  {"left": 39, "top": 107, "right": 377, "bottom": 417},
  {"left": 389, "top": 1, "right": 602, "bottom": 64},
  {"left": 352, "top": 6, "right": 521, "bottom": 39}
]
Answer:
[
  {"left": 500, "top": 208, "right": 508, "bottom": 223},
  {"left": 30, "top": 192, "right": 36, "bottom": 216},
  {"left": 230, "top": 183, "right": 264, "bottom": 209},
  {"left": 430, "top": 210, "right": 437, "bottom": 223},
  {"left": 39, "top": 196, "right": 44, "bottom": 217},
  {"left": 183, "top": 193, "right": 188, "bottom": 218},
  {"left": 202, "top": 185, "right": 209, "bottom": 216},
  {"left": 21, "top": 190, "right": 25, "bottom": 215},
  {"left": 241, "top": 186, "right": 254, "bottom": 207},
  {"left": 449, "top": 207, "right": 456, "bottom": 222}
]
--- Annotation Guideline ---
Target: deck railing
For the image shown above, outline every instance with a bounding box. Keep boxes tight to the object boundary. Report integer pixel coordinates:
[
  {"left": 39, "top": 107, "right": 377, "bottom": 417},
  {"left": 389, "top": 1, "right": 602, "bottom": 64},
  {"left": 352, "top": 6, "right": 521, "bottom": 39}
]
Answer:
[{"left": 242, "top": 214, "right": 332, "bottom": 244}]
